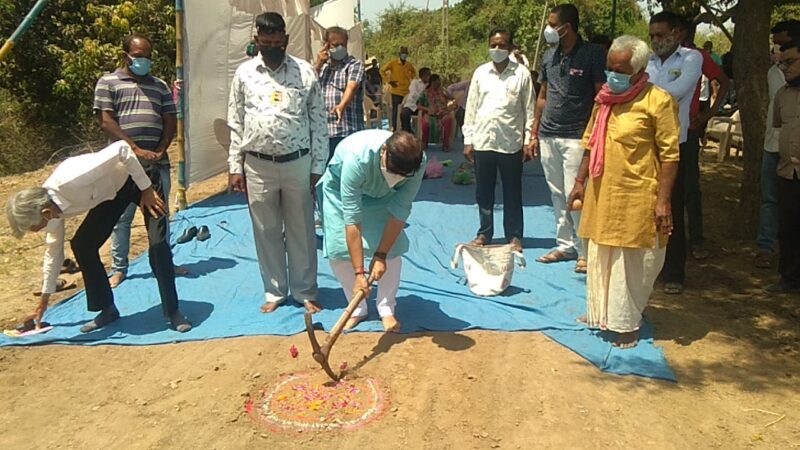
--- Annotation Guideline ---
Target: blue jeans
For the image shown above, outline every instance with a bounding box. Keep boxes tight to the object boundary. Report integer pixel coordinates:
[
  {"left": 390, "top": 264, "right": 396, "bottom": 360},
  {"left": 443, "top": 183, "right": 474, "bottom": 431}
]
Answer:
[
  {"left": 757, "top": 151, "right": 780, "bottom": 252},
  {"left": 110, "top": 164, "right": 171, "bottom": 275}
]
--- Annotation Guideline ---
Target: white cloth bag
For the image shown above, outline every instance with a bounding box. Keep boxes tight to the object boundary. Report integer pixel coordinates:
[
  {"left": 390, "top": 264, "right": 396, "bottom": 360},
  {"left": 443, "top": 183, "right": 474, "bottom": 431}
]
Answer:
[{"left": 450, "top": 244, "right": 526, "bottom": 296}]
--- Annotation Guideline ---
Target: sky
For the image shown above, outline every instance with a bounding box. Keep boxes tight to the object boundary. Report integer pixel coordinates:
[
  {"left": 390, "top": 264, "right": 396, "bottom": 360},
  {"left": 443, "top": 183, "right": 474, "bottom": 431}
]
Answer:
[{"left": 361, "top": 0, "right": 464, "bottom": 24}]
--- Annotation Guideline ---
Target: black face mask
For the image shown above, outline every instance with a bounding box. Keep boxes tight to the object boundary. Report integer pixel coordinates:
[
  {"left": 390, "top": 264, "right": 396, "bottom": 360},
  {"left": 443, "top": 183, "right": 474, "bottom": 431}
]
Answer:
[{"left": 260, "top": 46, "right": 285, "bottom": 64}]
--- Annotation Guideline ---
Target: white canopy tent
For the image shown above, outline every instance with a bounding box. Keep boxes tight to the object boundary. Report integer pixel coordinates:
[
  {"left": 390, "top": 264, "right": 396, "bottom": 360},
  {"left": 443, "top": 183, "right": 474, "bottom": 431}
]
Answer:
[{"left": 180, "top": 0, "right": 363, "bottom": 188}]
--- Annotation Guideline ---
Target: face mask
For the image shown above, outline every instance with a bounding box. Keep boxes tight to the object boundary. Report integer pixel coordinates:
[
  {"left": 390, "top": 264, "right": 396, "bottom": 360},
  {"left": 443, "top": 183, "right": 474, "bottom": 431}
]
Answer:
[
  {"left": 329, "top": 45, "right": 348, "bottom": 61},
  {"left": 127, "top": 55, "right": 152, "bottom": 76},
  {"left": 399, "top": 53, "right": 408, "bottom": 61},
  {"left": 261, "top": 46, "right": 285, "bottom": 64},
  {"left": 543, "top": 25, "right": 562, "bottom": 45},
  {"left": 605, "top": 70, "right": 633, "bottom": 94},
  {"left": 489, "top": 48, "right": 509, "bottom": 64},
  {"left": 381, "top": 151, "right": 407, "bottom": 188},
  {"left": 652, "top": 36, "right": 677, "bottom": 57}
]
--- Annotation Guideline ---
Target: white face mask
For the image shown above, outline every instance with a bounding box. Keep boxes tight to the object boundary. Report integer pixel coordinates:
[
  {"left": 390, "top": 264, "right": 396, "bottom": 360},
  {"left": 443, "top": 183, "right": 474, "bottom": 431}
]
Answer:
[
  {"left": 381, "top": 150, "right": 406, "bottom": 188},
  {"left": 489, "top": 48, "right": 509, "bottom": 63},
  {"left": 543, "top": 25, "right": 562, "bottom": 44}
]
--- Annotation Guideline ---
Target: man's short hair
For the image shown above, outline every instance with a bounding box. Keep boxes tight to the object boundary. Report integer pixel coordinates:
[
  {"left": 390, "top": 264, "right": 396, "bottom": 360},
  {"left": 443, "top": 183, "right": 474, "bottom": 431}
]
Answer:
[
  {"left": 772, "top": 19, "right": 800, "bottom": 37},
  {"left": 649, "top": 11, "right": 680, "bottom": 29},
  {"left": 609, "top": 35, "right": 651, "bottom": 73},
  {"left": 590, "top": 34, "right": 612, "bottom": 50},
  {"left": 489, "top": 28, "right": 514, "bottom": 46},
  {"left": 256, "top": 12, "right": 286, "bottom": 34},
  {"left": 551, "top": 4, "right": 580, "bottom": 32},
  {"left": 123, "top": 33, "right": 152, "bottom": 53},
  {"left": 419, "top": 67, "right": 431, "bottom": 78},
  {"left": 780, "top": 40, "right": 799, "bottom": 53},
  {"left": 385, "top": 132, "right": 423, "bottom": 176},
  {"left": 5, "top": 187, "right": 51, "bottom": 239},
  {"left": 324, "top": 26, "right": 348, "bottom": 42}
]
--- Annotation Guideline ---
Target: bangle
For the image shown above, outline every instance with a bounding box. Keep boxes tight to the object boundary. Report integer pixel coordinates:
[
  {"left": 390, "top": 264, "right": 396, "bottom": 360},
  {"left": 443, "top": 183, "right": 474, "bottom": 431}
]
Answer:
[
  {"left": 373, "top": 251, "right": 387, "bottom": 260},
  {"left": 575, "top": 177, "right": 585, "bottom": 185},
  {"left": 354, "top": 268, "right": 366, "bottom": 276}
]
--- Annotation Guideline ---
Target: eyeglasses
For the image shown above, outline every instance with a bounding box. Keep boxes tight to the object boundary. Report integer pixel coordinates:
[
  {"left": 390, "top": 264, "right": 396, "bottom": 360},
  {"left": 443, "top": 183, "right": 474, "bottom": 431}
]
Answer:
[{"left": 778, "top": 58, "right": 799, "bottom": 70}]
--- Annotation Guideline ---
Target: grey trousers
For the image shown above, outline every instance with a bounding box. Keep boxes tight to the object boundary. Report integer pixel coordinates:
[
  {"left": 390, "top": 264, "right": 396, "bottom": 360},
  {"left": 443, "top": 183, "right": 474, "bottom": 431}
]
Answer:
[{"left": 244, "top": 154, "right": 318, "bottom": 304}]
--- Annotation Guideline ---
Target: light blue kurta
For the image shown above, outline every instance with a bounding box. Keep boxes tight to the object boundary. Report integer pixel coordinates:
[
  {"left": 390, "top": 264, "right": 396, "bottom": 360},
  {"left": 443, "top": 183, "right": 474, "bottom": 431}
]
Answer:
[{"left": 318, "top": 129, "right": 427, "bottom": 261}]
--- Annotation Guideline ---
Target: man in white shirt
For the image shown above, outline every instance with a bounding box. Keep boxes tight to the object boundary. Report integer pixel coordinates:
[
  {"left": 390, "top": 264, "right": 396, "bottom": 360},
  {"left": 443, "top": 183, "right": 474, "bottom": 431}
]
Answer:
[
  {"left": 5, "top": 141, "right": 192, "bottom": 333},
  {"left": 399, "top": 67, "right": 431, "bottom": 133},
  {"left": 645, "top": 11, "right": 703, "bottom": 295},
  {"left": 755, "top": 20, "right": 797, "bottom": 268},
  {"left": 463, "top": 28, "right": 536, "bottom": 252},
  {"left": 227, "top": 12, "right": 327, "bottom": 314}
]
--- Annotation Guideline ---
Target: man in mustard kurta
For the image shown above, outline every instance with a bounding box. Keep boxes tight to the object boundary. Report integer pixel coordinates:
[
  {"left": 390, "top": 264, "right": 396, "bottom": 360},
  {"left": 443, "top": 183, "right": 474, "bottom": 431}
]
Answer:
[
  {"left": 380, "top": 46, "right": 416, "bottom": 132},
  {"left": 567, "top": 36, "right": 680, "bottom": 349}
]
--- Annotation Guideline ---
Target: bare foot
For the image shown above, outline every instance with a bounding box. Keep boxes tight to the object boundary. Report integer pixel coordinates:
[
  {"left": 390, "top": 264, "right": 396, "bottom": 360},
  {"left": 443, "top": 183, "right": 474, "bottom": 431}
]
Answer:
[
  {"left": 381, "top": 315, "right": 401, "bottom": 333},
  {"left": 344, "top": 316, "right": 365, "bottom": 330},
  {"left": 303, "top": 300, "right": 322, "bottom": 314},
  {"left": 174, "top": 266, "right": 189, "bottom": 276},
  {"left": 109, "top": 272, "right": 126, "bottom": 288},
  {"left": 260, "top": 302, "right": 280, "bottom": 313},
  {"left": 612, "top": 330, "right": 639, "bottom": 349}
]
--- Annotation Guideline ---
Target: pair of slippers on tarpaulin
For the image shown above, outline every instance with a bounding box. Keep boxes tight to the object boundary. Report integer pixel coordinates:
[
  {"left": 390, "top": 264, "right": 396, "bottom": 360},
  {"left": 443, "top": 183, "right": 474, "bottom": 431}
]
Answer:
[
  {"left": 4, "top": 318, "right": 54, "bottom": 337},
  {"left": 175, "top": 225, "right": 211, "bottom": 244}
]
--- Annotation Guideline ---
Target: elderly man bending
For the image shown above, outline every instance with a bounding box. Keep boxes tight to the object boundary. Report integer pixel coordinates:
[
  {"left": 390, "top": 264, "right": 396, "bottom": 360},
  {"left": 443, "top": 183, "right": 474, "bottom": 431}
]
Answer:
[
  {"left": 568, "top": 36, "right": 680, "bottom": 349},
  {"left": 318, "top": 130, "right": 426, "bottom": 332},
  {"left": 5, "top": 141, "right": 192, "bottom": 333}
]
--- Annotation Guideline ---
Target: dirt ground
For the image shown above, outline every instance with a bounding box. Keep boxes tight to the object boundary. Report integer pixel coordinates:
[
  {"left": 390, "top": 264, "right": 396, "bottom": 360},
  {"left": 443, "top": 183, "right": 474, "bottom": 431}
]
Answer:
[{"left": 0, "top": 146, "right": 798, "bottom": 449}]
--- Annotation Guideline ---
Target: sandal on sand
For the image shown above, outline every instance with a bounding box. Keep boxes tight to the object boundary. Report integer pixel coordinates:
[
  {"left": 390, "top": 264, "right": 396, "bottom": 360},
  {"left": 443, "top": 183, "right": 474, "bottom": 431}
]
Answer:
[
  {"left": 33, "top": 278, "right": 76, "bottom": 296},
  {"left": 60, "top": 258, "right": 80, "bottom": 274},
  {"left": 664, "top": 282, "right": 683, "bottom": 295},
  {"left": 536, "top": 249, "right": 578, "bottom": 264},
  {"left": 575, "top": 257, "right": 587, "bottom": 274}
]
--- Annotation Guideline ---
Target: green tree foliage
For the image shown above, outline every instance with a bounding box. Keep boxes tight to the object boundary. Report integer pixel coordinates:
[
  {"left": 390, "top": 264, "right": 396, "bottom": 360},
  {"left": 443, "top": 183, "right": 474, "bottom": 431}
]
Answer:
[
  {"left": 0, "top": 0, "right": 175, "bottom": 134},
  {"left": 365, "top": 0, "right": 646, "bottom": 82}
]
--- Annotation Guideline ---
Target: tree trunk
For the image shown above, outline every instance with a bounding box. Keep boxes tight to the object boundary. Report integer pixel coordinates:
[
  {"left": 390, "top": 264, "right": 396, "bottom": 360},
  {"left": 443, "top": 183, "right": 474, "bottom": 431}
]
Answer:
[{"left": 732, "top": 0, "right": 772, "bottom": 238}]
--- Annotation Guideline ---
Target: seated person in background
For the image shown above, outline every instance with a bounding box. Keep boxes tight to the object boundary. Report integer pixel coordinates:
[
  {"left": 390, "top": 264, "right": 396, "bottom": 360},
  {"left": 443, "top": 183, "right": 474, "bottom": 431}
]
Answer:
[
  {"left": 399, "top": 67, "right": 431, "bottom": 133},
  {"left": 416, "top": 74, "right": 454, "bottom": 151},
  {"left": 445, "top": 79, "right": 470, "bottom": 138}
]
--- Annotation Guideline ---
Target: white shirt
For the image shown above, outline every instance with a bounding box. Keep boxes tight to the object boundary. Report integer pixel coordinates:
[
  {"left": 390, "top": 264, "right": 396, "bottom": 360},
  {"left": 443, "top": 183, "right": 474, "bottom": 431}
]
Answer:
[
  {"left": 646, "top": 47, "right": 703, "bottom": 144},
  {"left": 402, "top": 78, "right": 426, "bottom": 111},
  {"left": 699, "top": 75, "right": 710, "bottom": 102},
  {"left": 40, "top": 141, "right": 151, "bottom": 294},
  {"left": 463, "top": 60, "right": 536, "bottom": 153},
  {"left": 227, "top": 55, "right": 328, "bottom": 175},
  {"left": 765, "top": 64, "right": 786, "bottom": 153}
]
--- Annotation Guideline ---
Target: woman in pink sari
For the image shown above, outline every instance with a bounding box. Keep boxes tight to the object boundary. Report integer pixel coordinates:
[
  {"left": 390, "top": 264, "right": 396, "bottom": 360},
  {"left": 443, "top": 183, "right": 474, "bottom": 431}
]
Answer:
[{"left": 416, "top": 74, "right": 454, "bottom": 151}]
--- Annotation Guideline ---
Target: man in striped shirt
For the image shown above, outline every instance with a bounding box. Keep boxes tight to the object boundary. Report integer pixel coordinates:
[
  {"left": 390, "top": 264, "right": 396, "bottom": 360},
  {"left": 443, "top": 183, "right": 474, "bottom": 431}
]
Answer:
[{"left": 93, "top": 33, "right": 181, "bottom": 287}]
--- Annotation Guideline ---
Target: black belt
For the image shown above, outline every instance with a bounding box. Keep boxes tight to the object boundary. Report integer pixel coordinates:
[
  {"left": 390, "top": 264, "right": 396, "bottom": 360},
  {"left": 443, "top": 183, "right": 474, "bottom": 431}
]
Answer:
[{"left": 246, "top": 148, "right": 309, "bottom": 163}]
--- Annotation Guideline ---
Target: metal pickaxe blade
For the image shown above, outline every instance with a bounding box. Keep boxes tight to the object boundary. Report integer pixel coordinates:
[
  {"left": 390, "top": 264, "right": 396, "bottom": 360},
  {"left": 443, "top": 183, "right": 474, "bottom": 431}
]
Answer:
[{"left": 304, "top": 276, "right": 374, "bottom": 382}]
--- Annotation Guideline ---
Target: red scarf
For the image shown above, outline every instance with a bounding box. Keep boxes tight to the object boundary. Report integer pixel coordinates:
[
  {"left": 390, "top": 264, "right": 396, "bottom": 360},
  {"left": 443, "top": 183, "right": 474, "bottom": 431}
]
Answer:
[{"left": 587, "top": 73, "right": 650, "bottom": 178}]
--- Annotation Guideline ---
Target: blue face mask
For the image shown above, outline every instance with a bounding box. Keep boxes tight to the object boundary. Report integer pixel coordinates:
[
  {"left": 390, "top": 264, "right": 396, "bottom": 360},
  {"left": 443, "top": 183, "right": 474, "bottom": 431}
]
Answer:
[
  {"left": 605, "top": 70, "right": 632, "bottom": 94},
  {"left": 128, "top": 55, "right": 152, "bottom": 76}
]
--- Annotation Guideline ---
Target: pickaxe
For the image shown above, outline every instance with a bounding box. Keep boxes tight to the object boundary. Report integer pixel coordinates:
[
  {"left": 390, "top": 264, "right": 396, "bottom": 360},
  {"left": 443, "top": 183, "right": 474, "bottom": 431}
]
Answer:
[{"left": 304, "top": 276, "right": 375, "bottom": 382}]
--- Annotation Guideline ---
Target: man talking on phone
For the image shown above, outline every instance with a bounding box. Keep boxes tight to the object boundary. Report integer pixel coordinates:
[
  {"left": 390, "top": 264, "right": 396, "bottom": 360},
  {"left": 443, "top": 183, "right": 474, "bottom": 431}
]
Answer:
[{"left": 315, "top": 26, "right": 365, "bottom": 161}]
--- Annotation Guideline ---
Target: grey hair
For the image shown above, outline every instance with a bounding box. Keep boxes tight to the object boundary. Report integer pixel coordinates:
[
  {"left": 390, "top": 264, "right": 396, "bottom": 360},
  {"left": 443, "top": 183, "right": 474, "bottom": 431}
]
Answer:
[
  {"left": 5, "top": 187, "right": 51, "bottom": 239},
  {"left": 609, "top": 35, "right": 652, "bottom": 73}
]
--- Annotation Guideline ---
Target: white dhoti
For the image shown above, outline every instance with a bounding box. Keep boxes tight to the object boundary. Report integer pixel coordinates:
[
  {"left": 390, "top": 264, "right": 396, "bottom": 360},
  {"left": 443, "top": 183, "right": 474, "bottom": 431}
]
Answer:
[
  {"left": 585, "top": 239, "right": 666, "bottom": 333},
  {"left": 330, "top": 257, "right": 402, "bottom": 318}
]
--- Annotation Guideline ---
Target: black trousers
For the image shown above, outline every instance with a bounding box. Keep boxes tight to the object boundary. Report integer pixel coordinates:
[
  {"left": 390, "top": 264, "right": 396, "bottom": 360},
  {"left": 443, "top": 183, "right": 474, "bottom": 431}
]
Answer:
[
  {"left": 684, "top": 130, "right": 703, "bottom": 246},
  {"left": 70, "top": 169, "right": 178, "bottom": 316},
  {"left": 474, "top": 150, "right": 523, "bottom": 242},
  {"left": 778, "top": 177, "right": 800, "bottom": 288},
  {"left": 400, "top": 107, "right": 414, "bottom": 133},
  {"left": 661, "top": 142, "right": 689, "bottom": 284},
  {"left": 390, "top": 94, "right": 404, "bottom": 131}
]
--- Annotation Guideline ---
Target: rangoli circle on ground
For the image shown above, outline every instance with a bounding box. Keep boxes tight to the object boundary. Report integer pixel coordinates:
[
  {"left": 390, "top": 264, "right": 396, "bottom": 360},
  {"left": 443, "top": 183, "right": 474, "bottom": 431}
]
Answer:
[{"left": 247, "top": 372, "right": 389, "bottom": 433}]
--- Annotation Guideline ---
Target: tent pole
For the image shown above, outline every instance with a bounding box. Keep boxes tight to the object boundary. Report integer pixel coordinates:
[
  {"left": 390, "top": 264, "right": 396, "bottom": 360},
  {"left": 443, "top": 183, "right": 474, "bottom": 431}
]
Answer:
[
  {"left": 175, "top": 0, "right": 188, "bottom": 210},
  {"left": 533, "top": 1, "right": 550, "bottom": 69},
  {"left": 611, "top": 0, "right": 617, "bottom": 37},
  {"left": 0, "top": 0, "right": 51, "bottom": 62}
]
